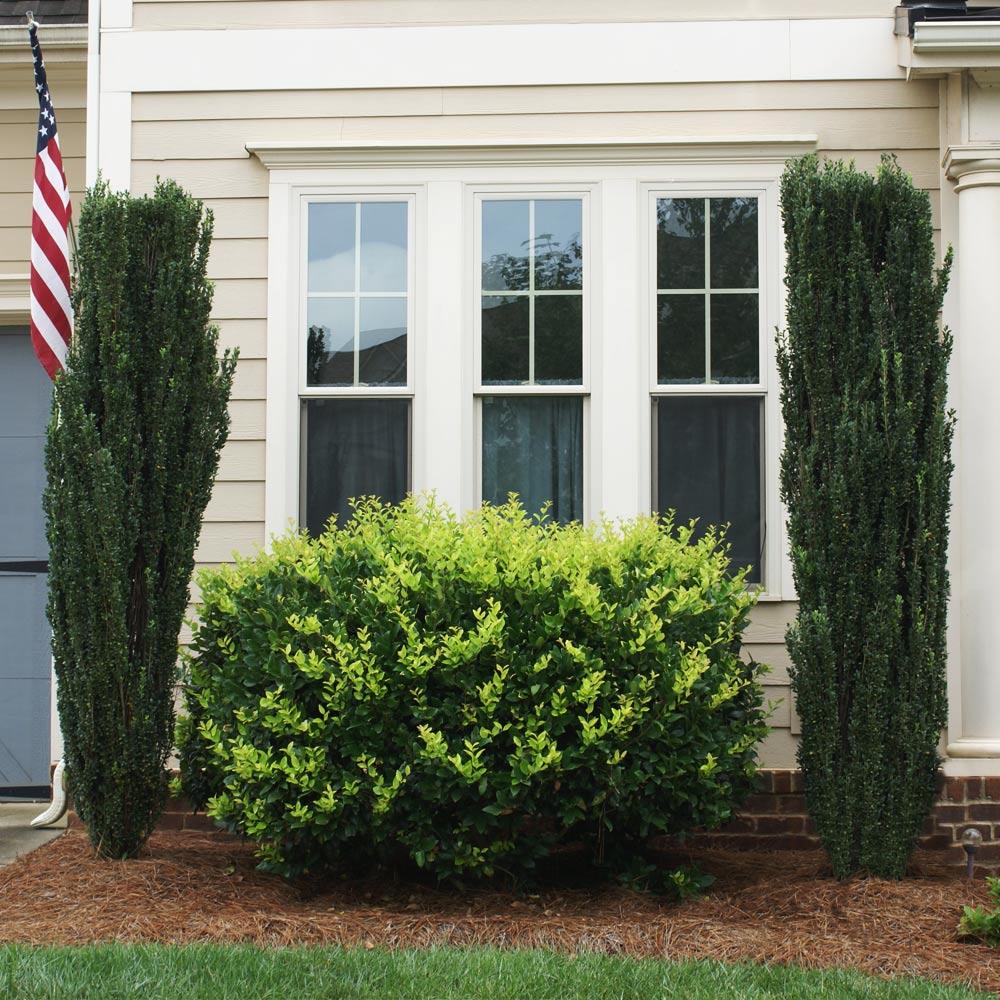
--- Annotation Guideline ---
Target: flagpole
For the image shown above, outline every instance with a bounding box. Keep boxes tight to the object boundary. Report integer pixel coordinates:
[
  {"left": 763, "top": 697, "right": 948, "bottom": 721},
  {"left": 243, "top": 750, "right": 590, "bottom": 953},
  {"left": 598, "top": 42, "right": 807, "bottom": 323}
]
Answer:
[{"left": 25, "top": 8, "right": 71, "bottom": 830}]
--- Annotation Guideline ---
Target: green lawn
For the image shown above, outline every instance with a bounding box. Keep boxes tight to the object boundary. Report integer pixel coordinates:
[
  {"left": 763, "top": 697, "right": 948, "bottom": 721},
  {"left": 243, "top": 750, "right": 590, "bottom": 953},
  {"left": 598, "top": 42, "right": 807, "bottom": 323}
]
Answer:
[{"left": 0, "top": 944, "right": 988, "bottom": 1000}]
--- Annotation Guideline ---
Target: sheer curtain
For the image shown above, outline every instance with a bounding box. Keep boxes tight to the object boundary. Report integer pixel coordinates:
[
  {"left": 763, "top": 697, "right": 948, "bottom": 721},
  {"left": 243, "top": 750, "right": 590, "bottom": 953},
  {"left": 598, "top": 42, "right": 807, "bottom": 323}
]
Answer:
[{"left": 482, "top": 396, "right": 583, "bottom": 524}]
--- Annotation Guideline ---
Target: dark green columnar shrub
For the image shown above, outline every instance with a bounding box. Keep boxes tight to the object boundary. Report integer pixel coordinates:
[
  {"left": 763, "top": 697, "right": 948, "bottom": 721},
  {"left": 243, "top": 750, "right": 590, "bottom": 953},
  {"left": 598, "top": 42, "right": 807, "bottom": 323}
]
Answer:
[
  {"left": 778, "top": 155, "right": 953, "bottom": 879},
  {"left": 45, "top": 180, "right": 237, "bottom": 858},
  {"left": 179, "top": 498, "right": 768, "bottom": 882}
]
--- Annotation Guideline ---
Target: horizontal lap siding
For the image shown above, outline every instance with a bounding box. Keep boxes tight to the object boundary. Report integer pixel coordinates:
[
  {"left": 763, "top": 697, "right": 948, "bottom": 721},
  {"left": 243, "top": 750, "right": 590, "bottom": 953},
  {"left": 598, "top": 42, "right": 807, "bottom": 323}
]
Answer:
[
  {"left": 0, "top": 74, "right": 86, "bottom": 273},
  {"left": 133, "top": 77, "right": 938, "bottom": 767}
]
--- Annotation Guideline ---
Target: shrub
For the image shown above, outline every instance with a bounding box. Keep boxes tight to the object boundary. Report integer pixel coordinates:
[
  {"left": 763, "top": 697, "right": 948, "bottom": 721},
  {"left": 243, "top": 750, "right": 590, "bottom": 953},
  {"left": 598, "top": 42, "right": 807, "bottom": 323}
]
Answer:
[
  {"left": 179, "top": 498, "right": 768, "bottom": 882},
  {"left": 778, "top": 154, "right": 953, "bottom": 879},
  {"left": 959, "top": 877, "right": 1000, "bottom": 946},
  {"left": 45, "top": 180, "right": 236, "bottom": 858}
]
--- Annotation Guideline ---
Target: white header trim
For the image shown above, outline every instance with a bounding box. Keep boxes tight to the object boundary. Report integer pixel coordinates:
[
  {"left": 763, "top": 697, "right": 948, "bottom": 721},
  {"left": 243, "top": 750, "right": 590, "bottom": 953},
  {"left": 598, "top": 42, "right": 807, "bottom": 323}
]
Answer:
[
  {"left": 249, "top": 136, "right": 820, "bottom": 171},
  {"left": 102, "top": 18, "right": 901, "bottom": 93}
]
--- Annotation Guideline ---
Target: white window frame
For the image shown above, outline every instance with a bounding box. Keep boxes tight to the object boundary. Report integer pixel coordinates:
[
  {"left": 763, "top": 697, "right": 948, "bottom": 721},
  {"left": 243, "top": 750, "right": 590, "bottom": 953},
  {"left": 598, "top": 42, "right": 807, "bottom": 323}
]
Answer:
[
  {"left": 299, "top": 192, "right": 416, "bottom": 399},
  {"left": 642, "top": 180, "right": 784, "bottom": 599},
  {"left": 256, "top": 137, "right": 812, "bottom": 600},
  {"left": 471, "top": 185, "right": 593, "bottom": 520}
]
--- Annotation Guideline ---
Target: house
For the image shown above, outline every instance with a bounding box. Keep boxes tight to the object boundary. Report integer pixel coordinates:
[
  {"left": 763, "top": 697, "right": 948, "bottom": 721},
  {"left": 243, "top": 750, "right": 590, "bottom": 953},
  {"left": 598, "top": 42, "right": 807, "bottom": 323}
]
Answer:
[{"left": 1, "top": 0, "right": 998, "bottom": 848}]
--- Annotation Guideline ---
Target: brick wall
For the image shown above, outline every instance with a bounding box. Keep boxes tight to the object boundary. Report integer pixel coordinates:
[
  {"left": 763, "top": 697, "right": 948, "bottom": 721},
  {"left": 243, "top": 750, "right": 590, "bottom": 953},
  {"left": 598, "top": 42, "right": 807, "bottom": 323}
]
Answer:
[
  {"left": 694, "top": 770, "right": 1000, "bottom": 872},
  {"left": 66, "top": 769, "right": 1000, "bottom": 871}
]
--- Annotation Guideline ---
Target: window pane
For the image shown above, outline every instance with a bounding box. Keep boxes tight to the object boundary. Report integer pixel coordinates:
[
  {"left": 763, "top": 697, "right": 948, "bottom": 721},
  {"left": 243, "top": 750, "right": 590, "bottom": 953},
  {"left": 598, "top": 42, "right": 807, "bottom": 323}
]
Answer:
[
  {"left": 303, "top": 398, "right": 409, "bottom": 535},
  {"left": 710, "top": 197, "right": 758, "bottom": 289},
  {"left": 535, "top": 294, "right": 583, "bottom": 384},
  {"left": 534, "top": 199, "right": 583, "bottom": 291},
  {"left": 360, "top": 202, "right": 407, "bottom": 293},
  {"left": 308, "top": 202, "right": 355, "bottom": 293},
  {"left": 711, "top": 294, "right": 759, "bottom": 384},
  {"left": 482, "top": 200, "right": 530, "bottom": 291},
  {"left": 657, "top": 294, "right": 705, "bottom": 384},
  {"left": 306, "top": 297, "right": 354, "bottom": 386},
  {"left": 655, "top": 396, "right": 762, "bottom": 583},
  {"left": 359, "top": 297, "right": 406, "bottom": 386},
  {"left": 657, "top": 198, "right": 705, "bottom": 290},
  {"left": 482, "top": 396, "right": 583, "bottom": 524},
  {"left": 482, "top": 295, "right": 529, "bottom": 384}
]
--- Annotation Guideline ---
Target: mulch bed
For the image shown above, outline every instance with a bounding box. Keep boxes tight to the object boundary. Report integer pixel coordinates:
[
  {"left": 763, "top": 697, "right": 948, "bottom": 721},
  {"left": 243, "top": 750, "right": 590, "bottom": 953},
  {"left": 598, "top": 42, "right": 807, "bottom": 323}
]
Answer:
[{"left": 1, "top": 830, "right": 998, "bottom": 994}]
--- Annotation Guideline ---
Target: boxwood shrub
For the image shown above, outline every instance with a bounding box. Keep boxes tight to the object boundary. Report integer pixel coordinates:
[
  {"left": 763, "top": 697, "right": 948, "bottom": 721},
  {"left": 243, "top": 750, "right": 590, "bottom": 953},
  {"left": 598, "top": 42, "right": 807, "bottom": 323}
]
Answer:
[{"left": 179, "top": 498, "right": 767, "bottom": 881}]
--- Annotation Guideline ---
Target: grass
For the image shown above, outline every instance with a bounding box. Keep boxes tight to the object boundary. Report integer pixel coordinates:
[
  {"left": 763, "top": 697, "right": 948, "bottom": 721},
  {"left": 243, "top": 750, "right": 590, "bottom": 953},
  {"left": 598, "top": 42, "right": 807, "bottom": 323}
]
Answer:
[{"left": 0, "top": 944, "right": 989, "bottom": 1000}]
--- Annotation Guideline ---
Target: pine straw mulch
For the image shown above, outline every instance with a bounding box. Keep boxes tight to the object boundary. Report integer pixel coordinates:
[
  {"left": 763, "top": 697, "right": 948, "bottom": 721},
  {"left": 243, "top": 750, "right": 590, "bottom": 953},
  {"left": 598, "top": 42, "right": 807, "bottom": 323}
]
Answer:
[{"left": 0, "top": 830, "right": 998, "bottom": 994}]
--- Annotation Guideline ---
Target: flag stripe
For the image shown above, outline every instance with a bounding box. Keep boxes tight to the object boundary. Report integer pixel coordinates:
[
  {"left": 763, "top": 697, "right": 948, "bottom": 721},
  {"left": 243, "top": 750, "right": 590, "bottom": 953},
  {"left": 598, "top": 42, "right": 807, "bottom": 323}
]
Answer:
[{"left": 28, "top": 22, "right": 72, "bottom": 380}]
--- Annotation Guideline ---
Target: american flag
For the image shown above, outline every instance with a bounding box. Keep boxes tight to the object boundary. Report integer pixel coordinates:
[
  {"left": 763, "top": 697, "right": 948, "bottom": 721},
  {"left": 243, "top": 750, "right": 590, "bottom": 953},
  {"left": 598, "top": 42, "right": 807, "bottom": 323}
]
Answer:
[{"left": 28, "top": 20, "right": 73, "bottom": 379}]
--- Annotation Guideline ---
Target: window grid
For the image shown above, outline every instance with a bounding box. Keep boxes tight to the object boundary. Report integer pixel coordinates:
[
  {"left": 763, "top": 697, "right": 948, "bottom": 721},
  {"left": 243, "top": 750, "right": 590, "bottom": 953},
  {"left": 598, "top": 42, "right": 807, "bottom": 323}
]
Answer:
[
  {"left": 480, "top": 197, "right": 584, "bottom": 389},
  {"left": 655, "top": 196, "right": 761, "bottom": 388},
  {"left": 305, "top": 202, "right": 409, "bottom": 390}
]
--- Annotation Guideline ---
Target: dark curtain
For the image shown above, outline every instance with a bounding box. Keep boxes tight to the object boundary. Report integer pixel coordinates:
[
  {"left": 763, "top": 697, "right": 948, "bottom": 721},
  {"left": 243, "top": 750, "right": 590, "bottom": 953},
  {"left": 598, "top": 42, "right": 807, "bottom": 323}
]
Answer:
[
  {"left": 655, "top": 396, "right": 762, "bottom": 582},
  {"left": 303, "top": 398, "right": 409, "bottom": 535}
]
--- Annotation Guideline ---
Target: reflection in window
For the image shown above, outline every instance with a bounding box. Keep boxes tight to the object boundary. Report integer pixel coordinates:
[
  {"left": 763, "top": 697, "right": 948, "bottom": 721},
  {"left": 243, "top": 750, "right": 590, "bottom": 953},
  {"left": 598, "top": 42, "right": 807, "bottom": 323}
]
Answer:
[
  {"left": 656, "top": 196, "right": 759, "bottom": 385},
  {"left": 481, "top": 198, "right": 583, "bottom": 386},
  {"left": 306, "top": 201, "right": 407, "bottom": 387}
]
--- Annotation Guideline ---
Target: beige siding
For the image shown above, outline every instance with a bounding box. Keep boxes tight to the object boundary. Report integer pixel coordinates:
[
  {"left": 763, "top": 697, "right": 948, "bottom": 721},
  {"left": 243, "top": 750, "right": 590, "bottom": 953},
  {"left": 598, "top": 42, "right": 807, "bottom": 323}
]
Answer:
[
  {"left": 133, "top": 0, "right": 899, "bottom": 31},
  {"left": 136, "top": 75, "right": 938, "bottom": 767},
  {"left": 0, "top": 65, "right": 86, "bottom": 275}
]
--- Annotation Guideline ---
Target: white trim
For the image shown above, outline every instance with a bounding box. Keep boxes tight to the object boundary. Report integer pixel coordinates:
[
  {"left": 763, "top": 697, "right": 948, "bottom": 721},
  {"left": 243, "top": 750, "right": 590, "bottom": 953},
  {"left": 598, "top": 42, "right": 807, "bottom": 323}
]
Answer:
[
  {"left": 102, "top": 19, "right": 899, "bottom": 94},
  {"left": 85, "top": 0, "right": 101, "bottom": 188},
  {"left": 298, "top": 194, "right": 415, "bottom": 399},
  {"left": 97, "top": 90, "right": 131, "bottom": 192},
  {"left": 947, "top": 738, "right": 1000, "bottom": 759},
  {"left": 259, "top": 146, "right": 802, "bottom": 598},
  {"left": 0, "top": 274, "right": 30, "bottom": 323},
  {"left": 472, "top": 187, "right": 593, "bottom": 522},
  {"left": 901, "top": 19, "right": 1000, "bottom": 79},
  {"left": 640, "top": 181, "right": 786, "bottom": 601},
  {"left": 249, "top": 136, "right": 820, "bottom": 171},
  {"left": 264, "top": 178, "right": 297, "bottom": 541},
  {"left": 913, "top": 20, "right": 1000, "bottom": 54},
  {"left": 101, "top": 0, "right": 132, "bottom": 30},
  {"left": 0, "top": 25, "right": 87, "bottom": 64}
]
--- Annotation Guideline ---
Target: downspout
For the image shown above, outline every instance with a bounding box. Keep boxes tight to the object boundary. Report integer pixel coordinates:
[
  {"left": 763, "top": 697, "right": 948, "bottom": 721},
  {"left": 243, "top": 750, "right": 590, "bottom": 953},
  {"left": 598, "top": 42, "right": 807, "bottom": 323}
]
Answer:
[{"left": 33, "top": 0, "right": 101, "bottom": 830}]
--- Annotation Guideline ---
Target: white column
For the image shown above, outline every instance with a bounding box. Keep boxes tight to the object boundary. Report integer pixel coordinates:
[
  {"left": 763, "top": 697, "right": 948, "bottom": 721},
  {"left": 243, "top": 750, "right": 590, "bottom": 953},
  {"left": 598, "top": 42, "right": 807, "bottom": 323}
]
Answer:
[
  {"left": 416, "top": 180, "right": 466, "bottom": 512},
  {"left": 945, "top": 146, "right": 1000, "bottom": 758},
  {"left": 596, "top": 179, "right": 643, "bottom": 521}
]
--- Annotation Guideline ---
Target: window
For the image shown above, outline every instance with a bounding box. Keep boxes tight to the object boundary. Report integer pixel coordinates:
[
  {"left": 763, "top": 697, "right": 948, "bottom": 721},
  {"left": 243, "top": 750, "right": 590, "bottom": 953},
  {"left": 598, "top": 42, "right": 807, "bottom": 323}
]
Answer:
[
  {"left": 478, "top": 196, "right": 586, "bottom": 523},
  {"left": 652, "top": 195, "right": 764, "bottom": 582},
  {"left": 301, "top": 199, "right": 412, "bottom": 532}
]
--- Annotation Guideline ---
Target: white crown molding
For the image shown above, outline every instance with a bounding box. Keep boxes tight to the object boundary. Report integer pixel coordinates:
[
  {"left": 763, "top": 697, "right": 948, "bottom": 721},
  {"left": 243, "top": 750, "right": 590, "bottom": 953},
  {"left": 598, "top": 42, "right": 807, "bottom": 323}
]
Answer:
[
  {"left": 0, "top": 273, "right": 30, "bottom": 323},
  {"left": 0, "top": 25, "right": 87, "bottom": 64},
  {"left": 901, "top": 19, "right": 1000, "bottom": 80},
  {"left": 248, "top": 135, "right": 819, "bottom": 171}
]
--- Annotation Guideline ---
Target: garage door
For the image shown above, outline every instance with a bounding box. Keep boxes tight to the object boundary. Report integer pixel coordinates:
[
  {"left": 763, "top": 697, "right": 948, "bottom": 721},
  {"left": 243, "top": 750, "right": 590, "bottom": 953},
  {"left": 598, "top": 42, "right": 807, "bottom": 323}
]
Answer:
[{"left": 0, "top": 328, "right": 52, "bottom": 797}]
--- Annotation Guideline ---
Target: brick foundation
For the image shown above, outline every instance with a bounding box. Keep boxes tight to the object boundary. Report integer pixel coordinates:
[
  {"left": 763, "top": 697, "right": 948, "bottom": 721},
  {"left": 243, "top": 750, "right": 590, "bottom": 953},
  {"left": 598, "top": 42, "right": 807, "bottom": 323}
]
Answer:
[
  {"left": 696, "top": 770, "right": 1000, "bottom": 872},
  {"left": 64, "top": 769, "right": 1000, "bottom": 871}
]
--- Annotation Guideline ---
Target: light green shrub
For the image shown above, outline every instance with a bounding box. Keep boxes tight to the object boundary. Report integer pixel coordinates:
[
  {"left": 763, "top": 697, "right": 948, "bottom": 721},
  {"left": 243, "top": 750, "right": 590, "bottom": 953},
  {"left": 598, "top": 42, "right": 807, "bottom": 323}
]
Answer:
[{"left": 179, "top": 498, "right": 767, "bottom": 882}]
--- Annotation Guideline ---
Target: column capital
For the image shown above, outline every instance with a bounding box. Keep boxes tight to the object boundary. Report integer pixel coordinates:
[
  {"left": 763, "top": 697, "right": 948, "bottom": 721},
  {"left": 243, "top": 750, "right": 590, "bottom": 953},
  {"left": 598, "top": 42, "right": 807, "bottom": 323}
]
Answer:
[{"left": 944, "top": 144, "right": 1000, "bottom": 191}]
